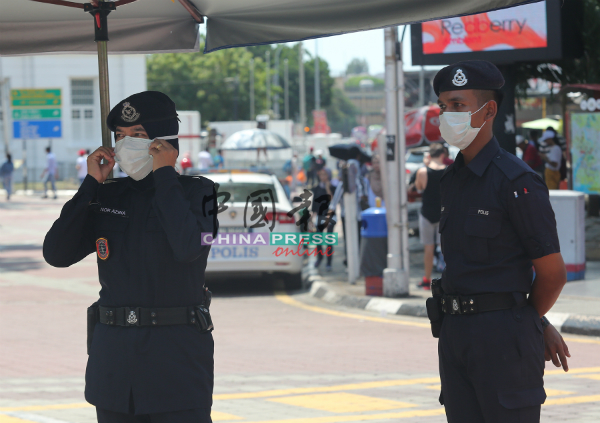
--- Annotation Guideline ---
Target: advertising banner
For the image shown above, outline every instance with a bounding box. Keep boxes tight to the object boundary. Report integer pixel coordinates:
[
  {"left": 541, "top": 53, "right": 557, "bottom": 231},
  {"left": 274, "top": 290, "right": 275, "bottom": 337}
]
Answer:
[{"left": 570, "top": 113, "right": 600, "bottom": 194}]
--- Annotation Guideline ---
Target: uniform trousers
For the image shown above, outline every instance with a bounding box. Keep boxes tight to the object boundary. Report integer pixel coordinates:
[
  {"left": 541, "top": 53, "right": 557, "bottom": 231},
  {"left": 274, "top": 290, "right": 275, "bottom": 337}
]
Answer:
[{"left": 439, "top": 304, "right": 546, "bottom": 423}]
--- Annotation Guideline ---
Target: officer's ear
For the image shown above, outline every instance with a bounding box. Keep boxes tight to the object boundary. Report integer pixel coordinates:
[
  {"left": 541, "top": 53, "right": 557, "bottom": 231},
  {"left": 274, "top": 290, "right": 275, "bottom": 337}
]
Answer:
[{"left": 483, "top": 100, "right": 498, "bottom": 123}]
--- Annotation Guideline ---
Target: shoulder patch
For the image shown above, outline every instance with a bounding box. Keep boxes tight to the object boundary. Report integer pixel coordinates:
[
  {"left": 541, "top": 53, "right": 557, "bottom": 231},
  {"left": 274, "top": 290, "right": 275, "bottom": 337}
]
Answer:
[{"left": 492, "top": 149, "right": 535, "bottom": 182}]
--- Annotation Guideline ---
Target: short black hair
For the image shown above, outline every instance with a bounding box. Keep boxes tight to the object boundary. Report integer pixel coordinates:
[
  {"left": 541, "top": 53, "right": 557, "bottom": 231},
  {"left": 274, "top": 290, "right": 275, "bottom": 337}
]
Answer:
[
  {"left": 46, "top": 147, "right": 51, "bottom": 153},
  {"left": 474, "top": 89, "right": 503, "bottom": 108},
  {"left": 429, "top": 143, "right": 445, "bottom": 158}
]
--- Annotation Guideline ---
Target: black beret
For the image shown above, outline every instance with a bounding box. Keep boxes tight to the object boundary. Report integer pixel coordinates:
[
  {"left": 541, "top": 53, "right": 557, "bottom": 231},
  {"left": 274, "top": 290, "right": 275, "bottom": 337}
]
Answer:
[
  {"left": 107, "top": 91, "right": 178, "bottom": 132},
  {"left": 433, "top": 60, "right": 504, "bottom": 97}
]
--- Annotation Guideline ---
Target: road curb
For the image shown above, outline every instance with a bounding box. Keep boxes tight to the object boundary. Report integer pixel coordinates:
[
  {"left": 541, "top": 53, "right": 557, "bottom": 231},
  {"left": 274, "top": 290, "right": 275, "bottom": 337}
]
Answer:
[{"left": 303, "top": 272, "right": 600, "bottom": 337}]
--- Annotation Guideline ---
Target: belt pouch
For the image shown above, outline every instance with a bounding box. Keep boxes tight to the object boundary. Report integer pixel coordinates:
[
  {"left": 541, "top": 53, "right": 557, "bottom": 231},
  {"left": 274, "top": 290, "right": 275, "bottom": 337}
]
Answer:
[
  {"left": 426, "top": 297, "right": 444, "bottom": 338},
  {"left": 87, "top": 302, "right": 99, "bottom": 355},
  {"left": 194, "top": 305, "right": 214, "bottom": 333}
]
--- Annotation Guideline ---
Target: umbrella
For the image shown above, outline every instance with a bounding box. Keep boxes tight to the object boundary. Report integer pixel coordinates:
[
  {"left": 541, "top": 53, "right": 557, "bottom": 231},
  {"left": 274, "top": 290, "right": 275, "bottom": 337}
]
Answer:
[
  {"left": 1, "top": 0, "right": 204, "bottom": 153},
  {"left": 220, "top": 129, "right": 291, "bottom": 150},
  {"left": 329, "top": 143, "right": 371, "bottom": 164},
  {"left": 521, "top": 118, "right": 562, "bottom": 132}
]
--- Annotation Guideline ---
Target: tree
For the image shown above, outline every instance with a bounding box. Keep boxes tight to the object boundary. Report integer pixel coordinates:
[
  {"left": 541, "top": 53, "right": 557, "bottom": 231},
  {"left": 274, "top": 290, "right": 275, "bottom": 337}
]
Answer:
[
  {"left": 147, "top": 40, "right": 337, "bottom": 125},
  {"left": 345, "top": 58, "right": 369, "bottom": 75},
  {"left": 326, "top": 88, "right": 360, "bottom": 136}
]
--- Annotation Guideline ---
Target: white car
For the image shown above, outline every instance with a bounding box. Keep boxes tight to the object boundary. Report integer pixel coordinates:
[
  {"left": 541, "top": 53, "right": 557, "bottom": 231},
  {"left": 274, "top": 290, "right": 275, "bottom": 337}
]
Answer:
[{"left": 201, "top": 171, "right": 304, "bottom": 288}]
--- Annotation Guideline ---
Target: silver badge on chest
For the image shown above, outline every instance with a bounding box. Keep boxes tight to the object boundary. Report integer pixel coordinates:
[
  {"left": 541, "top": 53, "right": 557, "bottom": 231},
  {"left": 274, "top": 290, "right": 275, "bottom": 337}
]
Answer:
[
  {"left": 452, "top": 299, "right": 459, "bottom": 312},
  {"left": 127, "top": 310, "right": 138, "bottom": 325},
  {"left": 121, "top": 102, "right": 140, "bottom": 123},
  {"left": 452, "top": 69, "right": 468, "bottom": 87}
]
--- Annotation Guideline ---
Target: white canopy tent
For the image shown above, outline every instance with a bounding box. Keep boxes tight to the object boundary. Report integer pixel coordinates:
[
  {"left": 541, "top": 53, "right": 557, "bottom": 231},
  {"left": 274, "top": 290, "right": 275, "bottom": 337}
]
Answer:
[{"left": 1, "top": 0, "right": 539, "bottom": 296}]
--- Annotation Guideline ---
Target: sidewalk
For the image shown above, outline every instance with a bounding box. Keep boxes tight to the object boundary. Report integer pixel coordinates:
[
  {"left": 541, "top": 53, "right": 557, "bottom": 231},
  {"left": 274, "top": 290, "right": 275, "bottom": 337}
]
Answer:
[{"left": 302, "top": 236, "right": 600, "bottom": 337}]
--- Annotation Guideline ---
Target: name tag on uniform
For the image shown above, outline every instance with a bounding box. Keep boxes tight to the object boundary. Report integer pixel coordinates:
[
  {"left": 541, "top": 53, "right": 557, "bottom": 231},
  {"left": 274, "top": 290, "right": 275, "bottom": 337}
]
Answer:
[
  {"left": 100, "top": 207, "right": 127, "bottom": 217},
  {"left": 477, "top": 209, "right": 489, "bottom": 216}
]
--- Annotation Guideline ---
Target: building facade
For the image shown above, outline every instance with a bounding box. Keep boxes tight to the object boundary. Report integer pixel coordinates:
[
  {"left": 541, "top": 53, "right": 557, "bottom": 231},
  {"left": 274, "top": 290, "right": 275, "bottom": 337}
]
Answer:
[{"left": 0, "top": 54, "right": 146, "bottom": 183}]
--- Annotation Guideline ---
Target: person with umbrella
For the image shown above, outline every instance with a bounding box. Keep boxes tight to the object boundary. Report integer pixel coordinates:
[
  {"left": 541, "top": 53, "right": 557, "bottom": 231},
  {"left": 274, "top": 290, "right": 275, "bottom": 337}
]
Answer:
[{"left": 43, "top": 91, "right": 218, "bottom": 423}]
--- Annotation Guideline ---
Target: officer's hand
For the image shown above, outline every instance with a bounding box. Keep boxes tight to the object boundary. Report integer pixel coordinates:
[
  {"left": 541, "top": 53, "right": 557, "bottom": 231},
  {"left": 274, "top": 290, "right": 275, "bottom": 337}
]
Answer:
[
  {"left": 543, "top": 323, "right": 571, "bottom": 372},
  {"left": 87, "top": 147, "right": 115, "bottom": 183},
  {"left": 149, "top": 140, "right": 177, "bottom": 171}
]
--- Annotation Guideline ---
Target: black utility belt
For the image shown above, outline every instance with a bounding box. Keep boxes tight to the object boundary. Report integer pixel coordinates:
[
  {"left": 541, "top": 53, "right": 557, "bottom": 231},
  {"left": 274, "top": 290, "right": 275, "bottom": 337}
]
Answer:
[
  {"left": 98, "top": 305, "right": 212, "bottom": 331},
  {"left": 441, "top": 292, "right": 523, "bottom": 315}
]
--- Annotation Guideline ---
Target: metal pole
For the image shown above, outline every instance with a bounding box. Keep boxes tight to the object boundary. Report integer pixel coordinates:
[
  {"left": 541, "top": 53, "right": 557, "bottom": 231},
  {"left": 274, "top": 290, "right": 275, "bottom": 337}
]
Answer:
[
  {"left": 299, "top": 43, "right": 306, "bottom": 132},
  {"left": 284, "top": 59, "right": 289, "bottom": 121},
  {"left": 418, "top": 65, "right": 425, "bottom": 107},
  {"left": 382, "top": 27, "right": 408, "bottom": 297},
  {"left": 274, "top": 47, "right": 283, "bottom": 119},
  {"left": 266, "top": 51, "right": 271, "bottom": 112},
  {"left": 97, "top": 40, "right": 112, "bottom": 178},
  {"left": 315, "top": 40, "right": 320, "bottom": 110},
  {"left": 250, "top": 58, "right": 255, "bottom": 120},
  {"left": 396, "top": 31, "right": 410, "bottom": 291},
  {"left": 22, "top": 139, "right": 27, "bottom": 192},
  {"left": 0, "top": 61, "right": 12, "bottom": 154}
]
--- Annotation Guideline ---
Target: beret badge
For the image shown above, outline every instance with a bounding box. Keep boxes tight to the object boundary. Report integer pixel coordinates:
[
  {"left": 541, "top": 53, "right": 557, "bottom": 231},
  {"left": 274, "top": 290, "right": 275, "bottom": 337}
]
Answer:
[
  {"left": 452, "top": 69, "right": 468, "bottom": 87},
  {"left": 121, "top": 102, "right": 140, "bottom": 123}
]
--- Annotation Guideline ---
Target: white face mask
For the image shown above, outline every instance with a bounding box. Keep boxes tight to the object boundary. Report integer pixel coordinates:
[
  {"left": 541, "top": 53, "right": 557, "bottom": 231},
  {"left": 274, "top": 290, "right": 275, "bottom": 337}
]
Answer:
[
  {"left": 438, "top": 102, "right": 488, "bottom": 150},
  {"left": 114, "top": 135, "right": 178, "bottom": 181}
]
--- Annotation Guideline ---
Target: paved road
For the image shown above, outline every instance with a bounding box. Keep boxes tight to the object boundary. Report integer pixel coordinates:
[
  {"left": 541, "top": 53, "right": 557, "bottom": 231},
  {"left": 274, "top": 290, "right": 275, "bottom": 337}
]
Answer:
[{"left": 2, "top": 196, "right": 600, "bottom": 423}]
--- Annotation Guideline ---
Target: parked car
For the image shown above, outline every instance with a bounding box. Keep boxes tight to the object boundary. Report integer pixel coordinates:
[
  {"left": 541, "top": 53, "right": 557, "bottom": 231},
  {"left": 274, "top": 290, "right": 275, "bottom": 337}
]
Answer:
[{"left": 199, "top": 170, "right": 303, "bottom": 289}]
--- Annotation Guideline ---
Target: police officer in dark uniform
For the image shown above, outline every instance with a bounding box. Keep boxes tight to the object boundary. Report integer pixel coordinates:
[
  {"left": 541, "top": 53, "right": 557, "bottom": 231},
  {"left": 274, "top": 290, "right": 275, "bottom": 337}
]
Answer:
[
  {"left": 43, "top": 91, "right": 218, "bottom": 423},
  {"left": 431, "top": 61, "right": 569, "bottom": 422}
]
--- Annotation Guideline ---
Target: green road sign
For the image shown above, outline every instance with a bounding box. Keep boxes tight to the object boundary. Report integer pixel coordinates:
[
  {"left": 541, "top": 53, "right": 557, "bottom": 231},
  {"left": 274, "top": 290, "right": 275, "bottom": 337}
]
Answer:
[
  {"left": 12, "top": 108, "right": 62, "bottom": 120},
  {"left": 11, "top": 89, "right": 62, "bottom": 107}
]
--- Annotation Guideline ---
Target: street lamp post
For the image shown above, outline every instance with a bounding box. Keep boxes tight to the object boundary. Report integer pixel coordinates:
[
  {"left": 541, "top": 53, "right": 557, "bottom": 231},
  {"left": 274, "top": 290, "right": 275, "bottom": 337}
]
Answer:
[
  {"left": 250, "top": 58, "right": 255, "bottom": 120},
  {"left": 284, "top": 58, "right": 289, "bottom": 121},
  {"left": 315, "top": 39, "right": 320, "bottom": 110},
  {"left": 266, "top": 50, "right": 271, "bottom": 112},
  {"left": 273, "top": 46, "right": 284, "bottom": 119},
  {"left": 299, "top": 43, "right": 306, "bottom": 133}
]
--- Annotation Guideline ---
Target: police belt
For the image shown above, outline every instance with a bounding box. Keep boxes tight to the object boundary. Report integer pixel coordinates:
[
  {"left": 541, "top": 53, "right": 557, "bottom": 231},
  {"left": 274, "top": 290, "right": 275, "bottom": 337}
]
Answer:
[
  {"left": 99, "top": 305, "right": 206, "bottom": 327},
  {"left": 441, "top": 292, "right": 525, "bottom": 315}
]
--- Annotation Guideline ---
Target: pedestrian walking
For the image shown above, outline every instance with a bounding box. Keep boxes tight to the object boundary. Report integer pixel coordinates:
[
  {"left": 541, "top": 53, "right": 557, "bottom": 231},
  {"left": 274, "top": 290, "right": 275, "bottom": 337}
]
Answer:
[
  {"left": 365, "top": 155, "right": 384, "bottom": 208},
  {"left": 430, "top": 60, "right": 570, "bottom": 423},
  {"left": 303, "top": 147, "right": 317, "bottom": 187},
  {"left": 43, "top": 91, "right": 218, "bottom": 423},
  {"left": 314, "top": 149, "right": 327, "bottom": 171},
  {"left": 198, "top": 148, "right": 213, "bottom": 171},
  {"left": 180, "top": 152, "right": 193, "bottom": 175},
  {"left": 516, "top": 135, "right": 544, "bottom": 178},
  {"left": 40, "top": 146, "right": 58, "bottom": 199},
  {"left": 76, "top": 149, "right": 88, "bottom": 185},
  {"left": 1, "top": 153, "right": 14, "bottom": 200},
  {"left": 414, "top": 143, "right": 447, "bottom": 290},
  {"left": 311, "top": 167, "right": 341, "bottom": 271},
  {"left": 539, "top": 134, "right": 562, "bottom": 190}
]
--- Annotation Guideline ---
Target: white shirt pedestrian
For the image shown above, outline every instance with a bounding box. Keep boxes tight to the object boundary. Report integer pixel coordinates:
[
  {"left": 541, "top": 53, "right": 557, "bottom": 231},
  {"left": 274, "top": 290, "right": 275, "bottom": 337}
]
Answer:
[{"left": 198, "top": 150, "right": 213, "bottom": 170}]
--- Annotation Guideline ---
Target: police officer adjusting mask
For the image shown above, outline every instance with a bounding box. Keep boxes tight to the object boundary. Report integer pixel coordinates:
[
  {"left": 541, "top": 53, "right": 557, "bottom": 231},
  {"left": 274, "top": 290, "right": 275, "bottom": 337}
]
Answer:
[
  {"left": 107, "top": 91, "right": 180, "bottom": 180},
  {"left": 434, "top": 60, "right": 504, "bottom": 151}
]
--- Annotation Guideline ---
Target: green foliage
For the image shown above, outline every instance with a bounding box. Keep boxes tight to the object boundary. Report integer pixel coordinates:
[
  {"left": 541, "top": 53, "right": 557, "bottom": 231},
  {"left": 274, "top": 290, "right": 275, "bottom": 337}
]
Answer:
[
  {"left": 345, "top": 58, "right": 369, "bottom": 75},
  {"left": 344, "top": 75, "right": 385, "bottom": 91},
  {"left": 326, "top": 88, "right": 360, "bottom": 136},
  {"left": 147, "top": 38, "right": 341, "bottom": 125}
]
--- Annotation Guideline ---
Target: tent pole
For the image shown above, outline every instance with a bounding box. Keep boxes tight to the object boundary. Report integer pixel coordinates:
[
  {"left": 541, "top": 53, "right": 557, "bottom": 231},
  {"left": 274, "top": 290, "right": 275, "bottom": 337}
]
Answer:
[{"left": 98, "top": 41, "right": 111, "bottom": 151}]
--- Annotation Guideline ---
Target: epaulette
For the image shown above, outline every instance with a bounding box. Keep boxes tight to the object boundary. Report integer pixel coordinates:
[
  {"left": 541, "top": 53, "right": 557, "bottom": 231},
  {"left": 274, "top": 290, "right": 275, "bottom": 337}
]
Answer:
[
  {"left": 492, "top": 148, "right": 535, "bottom": 182},
  {"left": 177, "top": 174, "right": 214, "bottom": 188}
]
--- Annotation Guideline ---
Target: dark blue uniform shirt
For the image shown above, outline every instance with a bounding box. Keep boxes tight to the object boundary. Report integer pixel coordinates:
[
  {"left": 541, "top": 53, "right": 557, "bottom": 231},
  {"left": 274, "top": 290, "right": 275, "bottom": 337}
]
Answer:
[
  {"left": 439, "top": 137, "right": 560, "bottom": 296},
  {"left": 43, "top": 167, "right": 218, "bottom": 415}
]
